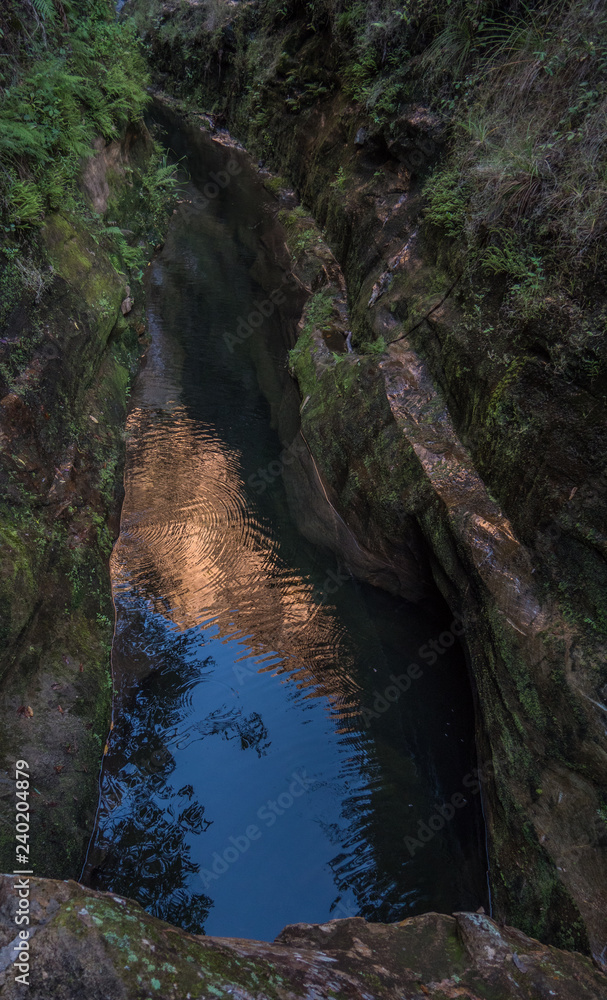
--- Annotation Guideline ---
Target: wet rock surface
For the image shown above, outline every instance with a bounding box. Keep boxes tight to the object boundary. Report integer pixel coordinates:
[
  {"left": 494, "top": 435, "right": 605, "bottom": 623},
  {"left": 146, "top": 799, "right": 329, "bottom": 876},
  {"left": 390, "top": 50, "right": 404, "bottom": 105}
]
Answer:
[{"left": 1, "top": 877, "right": 606, "bottom": 999}]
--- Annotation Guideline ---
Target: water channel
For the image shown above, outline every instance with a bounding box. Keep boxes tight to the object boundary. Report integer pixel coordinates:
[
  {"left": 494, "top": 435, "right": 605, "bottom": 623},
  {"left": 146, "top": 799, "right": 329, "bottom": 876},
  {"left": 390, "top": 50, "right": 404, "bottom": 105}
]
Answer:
[{"left": 83, "top": 114, "right": 487, "bottom": 941}]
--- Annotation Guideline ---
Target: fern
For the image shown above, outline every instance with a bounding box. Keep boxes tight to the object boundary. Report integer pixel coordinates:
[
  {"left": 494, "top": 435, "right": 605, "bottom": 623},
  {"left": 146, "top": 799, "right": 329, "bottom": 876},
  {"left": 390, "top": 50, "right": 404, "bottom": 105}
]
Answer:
[
  {"left": 0, "top": 2, "right": 152, "bottom": 231},
  {"left": 9, "top": 181, "right": 44, "bottom": 228},
  {"left": 0, "top": 120, "right": 46, "bottom": 162},
  {"left": 31, "top": 0, "right": 56, "bottom": 22},
  {"left": 424, "top": 168, "right": 468, "bottom": 238},
  {"left": 102, "top": 227, "right": 147, "bottom": 273}
]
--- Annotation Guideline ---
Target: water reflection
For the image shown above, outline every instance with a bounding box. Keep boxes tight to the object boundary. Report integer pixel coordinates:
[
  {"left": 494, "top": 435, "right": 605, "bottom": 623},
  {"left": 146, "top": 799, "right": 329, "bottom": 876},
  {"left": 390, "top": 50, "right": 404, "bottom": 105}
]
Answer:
[{"left": 84, "top": 116, "right": 487, "bottom": 939}]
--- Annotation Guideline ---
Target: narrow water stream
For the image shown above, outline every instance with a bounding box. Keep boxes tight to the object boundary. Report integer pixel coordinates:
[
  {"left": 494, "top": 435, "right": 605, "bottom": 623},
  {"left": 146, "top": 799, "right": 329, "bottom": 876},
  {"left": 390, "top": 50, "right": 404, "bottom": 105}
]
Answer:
[{"left": 83, "top": 117, "right": 487, "bottom": 940}]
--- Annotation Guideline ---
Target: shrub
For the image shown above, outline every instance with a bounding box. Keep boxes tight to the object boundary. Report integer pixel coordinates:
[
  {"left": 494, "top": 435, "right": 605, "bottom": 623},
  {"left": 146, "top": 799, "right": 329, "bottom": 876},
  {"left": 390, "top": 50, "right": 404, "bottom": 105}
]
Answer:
[{"left": 424, "top": 167, "right": 468, "bottom": 238}]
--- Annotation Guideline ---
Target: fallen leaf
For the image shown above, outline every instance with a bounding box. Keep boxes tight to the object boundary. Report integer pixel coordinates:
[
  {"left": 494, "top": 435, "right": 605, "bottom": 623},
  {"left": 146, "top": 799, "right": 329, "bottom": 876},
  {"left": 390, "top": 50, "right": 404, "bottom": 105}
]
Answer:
[
  {"left": 51, "top": 683, "right": 62, "bottom": 691},
  {"left": 57, "top": 705, "right": 64, "bottom": 714},
  {"left": 54, "top": 765, "right": 64, "bottom": 774},
  {"left": 79, "top": 662, "right": 83, "bottom": 672},
  {"left": 17, "top": 705, "right": 34, "bottom": 718},
  {"left": 89, "top": 415, "right": 99, "bottom": 424},
  {"left": 103, "top": 743, "right": 109, "bottom": 755}
]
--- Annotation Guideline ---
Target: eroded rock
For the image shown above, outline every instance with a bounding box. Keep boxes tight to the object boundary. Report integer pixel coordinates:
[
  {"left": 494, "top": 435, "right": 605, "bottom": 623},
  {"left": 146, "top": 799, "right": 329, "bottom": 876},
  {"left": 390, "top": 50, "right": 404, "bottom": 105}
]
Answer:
[{"left": 0, "top": 877, "right": 605, "bottom": 999}]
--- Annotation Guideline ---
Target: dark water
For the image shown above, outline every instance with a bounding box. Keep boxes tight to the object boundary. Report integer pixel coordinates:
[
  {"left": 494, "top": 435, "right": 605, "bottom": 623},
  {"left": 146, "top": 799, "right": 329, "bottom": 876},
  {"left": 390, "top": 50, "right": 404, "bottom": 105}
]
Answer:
[{"left": 83, "top": 116, "right": 488, "bottom": 940}]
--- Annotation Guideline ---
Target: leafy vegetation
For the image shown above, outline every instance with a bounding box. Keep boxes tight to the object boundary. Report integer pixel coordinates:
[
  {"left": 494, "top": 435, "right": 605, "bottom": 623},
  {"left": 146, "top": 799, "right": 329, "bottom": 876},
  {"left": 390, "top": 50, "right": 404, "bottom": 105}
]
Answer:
[
  {"left": 279, "top": 204, "right": 326, "bottom": 258},
  {"left": 424, "top": 168, "right": 468, "bottom": 238},
  {"left": 128, "top": 0, "right": 607, "bottom": 314},
  {"left": 420, "top": 1, "right": 607, "bottom": 304},
  {"left": 0, "top": 0, "right": 179, "bottom": 330},
  {"left": 303, "top": 286, "right": 336, "bottom": 332},
  {"left": 0, "top": 0, "right": 169, "bottom": 678},
  {"left": 0, "top": 0, "right": 149, "bottom": 233}
]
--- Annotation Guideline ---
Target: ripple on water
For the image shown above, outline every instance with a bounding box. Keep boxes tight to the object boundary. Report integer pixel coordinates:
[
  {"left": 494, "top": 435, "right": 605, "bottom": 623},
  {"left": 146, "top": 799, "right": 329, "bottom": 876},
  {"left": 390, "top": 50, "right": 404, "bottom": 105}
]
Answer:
[{"left": 112, "top": 406, "right": 353, "bottom": 700}]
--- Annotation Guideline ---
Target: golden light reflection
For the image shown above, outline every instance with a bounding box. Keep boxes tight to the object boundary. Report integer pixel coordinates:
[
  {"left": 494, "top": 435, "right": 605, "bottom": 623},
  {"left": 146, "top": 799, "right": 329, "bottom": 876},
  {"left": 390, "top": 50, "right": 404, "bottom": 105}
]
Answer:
[{"left": 111, "top": 405, "right": 359, "bottom": 707}]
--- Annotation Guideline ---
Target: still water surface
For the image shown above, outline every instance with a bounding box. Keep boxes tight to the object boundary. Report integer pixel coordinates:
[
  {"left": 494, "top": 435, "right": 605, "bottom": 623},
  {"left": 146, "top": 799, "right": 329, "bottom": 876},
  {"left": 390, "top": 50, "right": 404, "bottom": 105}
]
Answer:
[{"left": 84, "top": 117, "right": 487, "bottom": 939}]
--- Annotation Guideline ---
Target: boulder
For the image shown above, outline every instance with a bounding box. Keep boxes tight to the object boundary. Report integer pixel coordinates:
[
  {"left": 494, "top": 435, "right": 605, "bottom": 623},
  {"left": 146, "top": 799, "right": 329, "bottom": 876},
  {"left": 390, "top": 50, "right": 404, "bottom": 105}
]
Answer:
[{"left": 0, "top": 877, "right": 606, "bottom": 999}]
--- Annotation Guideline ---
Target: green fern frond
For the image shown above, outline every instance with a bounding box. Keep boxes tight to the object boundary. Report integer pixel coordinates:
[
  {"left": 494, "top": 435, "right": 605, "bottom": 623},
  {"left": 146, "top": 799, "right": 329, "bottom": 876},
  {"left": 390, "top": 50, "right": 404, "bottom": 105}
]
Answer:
[
  {"left": 10, "top": 181, "right": 44, "bottom": 228},
  {"left": 0, "top": 119, "right": 47, "bottom": 162},
  {"left": 31, "top": 0, "right": 57, "bottom": 23},
  {"left": 102, "top": 227, "right": 146, "bottom": 272}
]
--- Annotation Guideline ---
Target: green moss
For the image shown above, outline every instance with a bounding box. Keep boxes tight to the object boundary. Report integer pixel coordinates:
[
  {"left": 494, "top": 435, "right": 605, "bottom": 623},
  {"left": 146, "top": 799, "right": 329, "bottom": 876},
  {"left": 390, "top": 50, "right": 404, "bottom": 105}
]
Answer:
[
  {"left": 43, "top": 212, "right": 123, "bottom": 345},
  {"left": 279, "top": 206, "right": 326, "bottom": 259},
  {"left": 263, "top": 174, "right": 289, "bottom": 195}
]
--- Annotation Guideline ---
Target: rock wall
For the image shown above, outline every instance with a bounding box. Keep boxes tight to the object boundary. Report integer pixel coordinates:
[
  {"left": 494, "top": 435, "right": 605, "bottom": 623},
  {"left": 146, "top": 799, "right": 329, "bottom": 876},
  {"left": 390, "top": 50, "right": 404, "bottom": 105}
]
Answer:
[{"left": 0, "top": 123, "right": 160, "bottom": 882}]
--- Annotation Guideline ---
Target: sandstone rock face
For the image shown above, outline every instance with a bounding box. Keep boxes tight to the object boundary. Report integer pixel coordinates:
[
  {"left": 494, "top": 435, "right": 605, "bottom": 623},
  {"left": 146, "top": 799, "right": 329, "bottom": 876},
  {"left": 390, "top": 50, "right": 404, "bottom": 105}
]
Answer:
[{"left": 0, "top": 877, "right": 606, "bottom": 999}]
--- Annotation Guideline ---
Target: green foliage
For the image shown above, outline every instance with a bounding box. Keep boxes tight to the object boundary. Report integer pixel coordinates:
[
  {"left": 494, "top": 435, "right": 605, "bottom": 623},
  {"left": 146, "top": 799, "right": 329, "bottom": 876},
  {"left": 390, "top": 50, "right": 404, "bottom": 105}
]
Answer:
[
  {"left": 31, "top": 0, "right": 57, "bottom": 22},
  {"left": 333, "top": 1, "right": 414, "bottom": 122},
  {"left": 363, "top": 335, "right": 387, "bottom": 356},
  {"left": 0, "top": 1, "right": 149, "bottom": 231},
  {"left": 422, "top": 14, "right": 477, "bottom": 79},
  {"left": 139, "top": 155, "right": 180, "bottom": 243},
  {"left": 423, "top": 1, "right": 607, "bottom": 280},
  {"left": 303, "top": 287, "right": 336, "bottom": 333},
  {"left": 126, "top": 0, "right": 607, "bottom": 302},
  {"left": 424, "top": 167, "right": 468, "bottom": 238},
  {"left": 480, "top": 233, "right": 543, "bottom": 286},
  {"left": 263, "top": 174, "right": 288, "bottom": 195},
  {"left": 102, "top": 226, "right": 147, "bottom": 276},
  {"left": 279, "top": 205, "right": 325, "bottom": 257},
  {"left": 331, "top": 165, "right": 347, "bottom": 192},
  {"left": 9, "top": 181, "right": 44, "bottom": 228}
]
